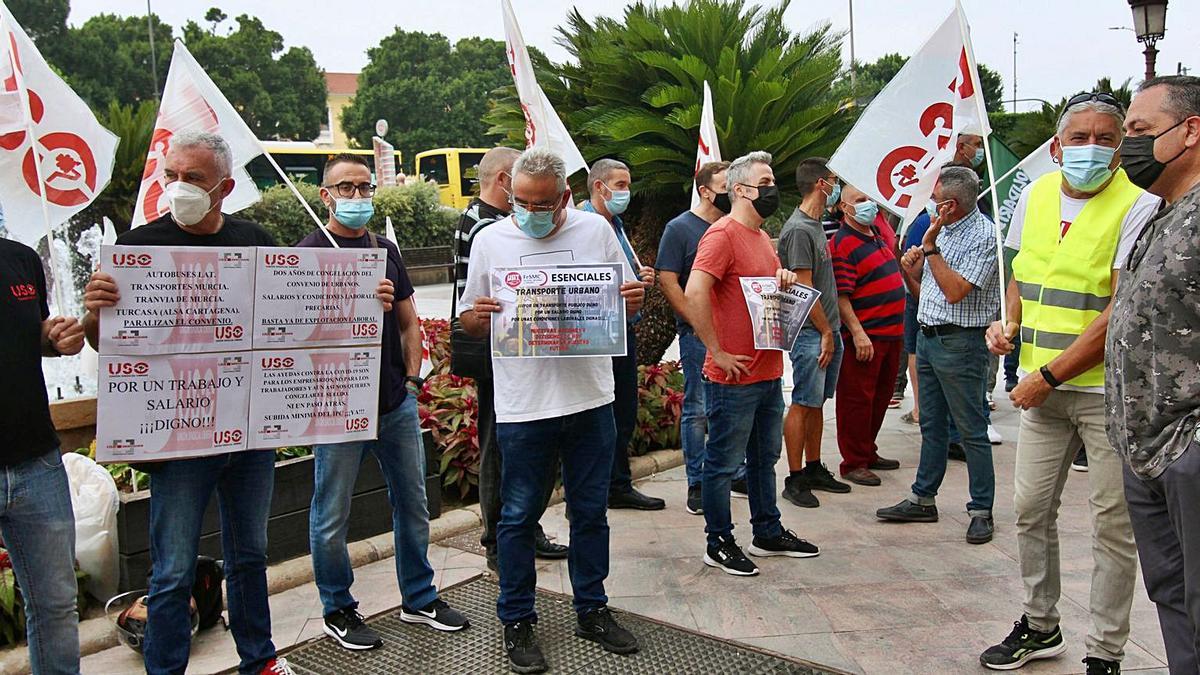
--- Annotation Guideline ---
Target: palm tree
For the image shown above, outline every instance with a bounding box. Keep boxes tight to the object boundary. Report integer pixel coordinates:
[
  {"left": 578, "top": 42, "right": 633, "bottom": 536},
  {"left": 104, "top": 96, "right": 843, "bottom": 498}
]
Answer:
[{"left": 486, "top": 0, "right": 853, "bottom": 363}]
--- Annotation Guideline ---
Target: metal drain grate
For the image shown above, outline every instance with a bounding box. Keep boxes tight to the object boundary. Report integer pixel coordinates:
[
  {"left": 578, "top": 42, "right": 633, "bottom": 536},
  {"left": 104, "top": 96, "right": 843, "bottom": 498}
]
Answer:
[
  {"left": 280, "top": 575, "right": 844, "bottom": 674},
  {"left": 441, "top": 526, "right": 488, "bottom": 557}
]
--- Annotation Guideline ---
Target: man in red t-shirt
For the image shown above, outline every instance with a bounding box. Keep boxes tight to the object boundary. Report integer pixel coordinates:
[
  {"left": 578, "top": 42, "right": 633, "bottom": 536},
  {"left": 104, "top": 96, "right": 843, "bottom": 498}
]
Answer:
[
  {"left": 830, "top": 183, "right": 906, "bottom": 486},
  {"left": 685, "top": 151, "right": 820, "bottom": 577}
]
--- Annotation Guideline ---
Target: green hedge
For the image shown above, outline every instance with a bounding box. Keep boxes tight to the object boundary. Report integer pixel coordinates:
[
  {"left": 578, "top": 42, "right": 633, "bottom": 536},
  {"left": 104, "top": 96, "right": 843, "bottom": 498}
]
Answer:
[{"left": 243, "top": 181, "right": 458, "bottom": 248}]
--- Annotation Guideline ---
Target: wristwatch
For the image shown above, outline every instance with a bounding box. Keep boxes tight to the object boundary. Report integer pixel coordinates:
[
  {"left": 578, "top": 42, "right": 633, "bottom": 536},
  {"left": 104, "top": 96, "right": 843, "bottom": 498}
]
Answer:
[
  {"left": 1039, "top": 365, "right": 1062, "bottom": 389},
  {"left": 405, "top": 375, "right": 426, "bottom": 391},
  {"left": 922, "top": 245, "right": 941, "bottom": 257}
]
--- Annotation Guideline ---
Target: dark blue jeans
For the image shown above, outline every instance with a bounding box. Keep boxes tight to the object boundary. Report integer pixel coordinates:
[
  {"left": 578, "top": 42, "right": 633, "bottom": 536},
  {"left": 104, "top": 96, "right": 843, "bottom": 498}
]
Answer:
[
  {"left": 680, "top": 330, "right": 745, "bottom": 487},
  {"left": 610, "top": 330, "right": 637, "bottom": 494},
  {"left": 145, "top": 450, "right": 276, "bottom": 675},
  {"left": 310, "top": 396, "right": 437, "bottom": 615},
  {"left": 910, "top": 331, "right": 995, "bottom": 516},
  {"left": 496, "top": 404, "right": 616, "bottom": 623},
  {"left": 702, "top": 378, "right": 785, "bottom": 547}
]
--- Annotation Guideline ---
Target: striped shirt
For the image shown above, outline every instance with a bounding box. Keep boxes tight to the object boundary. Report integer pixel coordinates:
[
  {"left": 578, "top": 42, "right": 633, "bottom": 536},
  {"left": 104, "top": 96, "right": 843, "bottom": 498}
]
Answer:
[
  {"left": 452, "top": 198, "right": 508, "bottom": 316},
  {"left": 830, "top": 221, "right": 905, "bottom": 340},
  {"left": 916, "top": 207, "right": 1001, "bottom": 327}
]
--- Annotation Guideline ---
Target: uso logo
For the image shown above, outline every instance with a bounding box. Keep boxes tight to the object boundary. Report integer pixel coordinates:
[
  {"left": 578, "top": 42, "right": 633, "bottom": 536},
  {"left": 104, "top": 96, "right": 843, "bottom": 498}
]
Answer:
[
  {"left": 352, "top": 323, "right": 378, "bottom": 338},
  {"left": 264, "top": 253, "right": 300, "bottom": 267},
  {"left": 107, "top": 361, "right": 150, "bottom": 377},
  {"left": 111, "top": 253, "right": 152, "bottom": 268},
  {"left": 214, "top": 325, "right": 243, "bottom": 340},
  {"left": 260, "top": 356, "right": 295, "bottom": 369},
  {"left": 213, "top": 429, "right": 243, "bottom": 445},
  {"left": 10, "top": 283, "right": 37, "bottom": 301},
  {"left": 346, "top": 417, "right": 371, "bottom": 432}
]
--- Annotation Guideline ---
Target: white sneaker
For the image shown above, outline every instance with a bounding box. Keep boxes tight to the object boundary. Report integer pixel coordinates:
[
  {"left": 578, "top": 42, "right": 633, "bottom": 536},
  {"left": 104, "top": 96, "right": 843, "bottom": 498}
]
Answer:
[
  {"left": 987, "top": 425, "right": 1002, "bottom": 445},
  {"left": 987, "top": 394, "right": 997, "bottom": 411}
]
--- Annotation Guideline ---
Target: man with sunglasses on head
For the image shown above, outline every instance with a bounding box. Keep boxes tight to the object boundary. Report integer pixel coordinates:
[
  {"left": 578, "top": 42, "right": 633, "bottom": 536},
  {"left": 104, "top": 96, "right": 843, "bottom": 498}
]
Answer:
[
  {"left": 83, "top": 131, "right": 294, "bottom": 675},
  {"left": 459, "top": 148, "right": 645, "bottom": 673},
  {"left": 581, "top": 159, "right": 663, "bottom": 511},
  {"left": 1106, "top": 76, "right": 1200, "bottom": 675},
  {"left": 979, "top": 93, "right": 1156, "bottom": 674},
  {"left": 656, "top": 160, "right": 750, "bottom": 515},
  {"left": 296, "top": 154, "right": 469, "bottom": 651}
]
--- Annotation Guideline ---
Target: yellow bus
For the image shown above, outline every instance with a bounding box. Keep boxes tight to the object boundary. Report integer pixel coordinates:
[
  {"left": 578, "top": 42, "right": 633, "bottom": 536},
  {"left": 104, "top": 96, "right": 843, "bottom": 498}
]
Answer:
[
  {"left": 414, "top": 148, "right": 489, "bottom": 210},
  {"left": 248, "top": 142, "right": 391, "bottom": 189}
]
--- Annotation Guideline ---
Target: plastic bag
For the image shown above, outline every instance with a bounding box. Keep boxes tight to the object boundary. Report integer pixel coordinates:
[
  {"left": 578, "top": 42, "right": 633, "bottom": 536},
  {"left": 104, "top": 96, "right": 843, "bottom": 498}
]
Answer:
[{"left": 63, "top": 452, "right": 120, "bottom": 601}]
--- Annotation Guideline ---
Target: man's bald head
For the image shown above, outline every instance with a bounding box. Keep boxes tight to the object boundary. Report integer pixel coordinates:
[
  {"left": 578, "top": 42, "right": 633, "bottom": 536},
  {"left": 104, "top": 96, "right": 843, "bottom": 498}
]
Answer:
[
  {"left": 479, "top": 146, "right": 521, "bottom": 189},
  {"left": 840, "top": 183, "right": 867, "bottom": 205}
]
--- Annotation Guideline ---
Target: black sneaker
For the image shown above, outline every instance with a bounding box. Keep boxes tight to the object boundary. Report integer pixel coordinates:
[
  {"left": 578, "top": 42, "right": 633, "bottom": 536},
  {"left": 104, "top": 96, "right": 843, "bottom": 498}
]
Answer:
[
  {"left": 399, "top": 598, "right": 470, "bottom": 631},
  {"left": 979, "top": 615, "right": 1066, "bottom": 670},
  {"left": 748, "top": 529, "right": 819, "bottom": 558},
  {"left": 504, "top": 620, "right": 546, "bottom": 673},
  {"left": 575, "top": 607, "right": 638, "bottom": 654},
  {"left": 534, "top": 533, "right": 568, "bottom": 560},
  {"left": 966, "top": 515, "right": 994, "bottom": 544},
  {"left": 1083, "top": 656, "right": 1120, "bottom": 674},
  {"left": 876, "top": 499, "right": 939, "bottom": 522},
  {"left": 703, "top": 537, "right": 759, "bottom": 576},
  {"left": 804, "top": 463, "right": 851, "bottom": 493},
  {"left": 948, "top": 443, "right": 967, "bottom": 462},
  {"left": 608, "top": 488, "right": 666, "bottom": 510},
  {"left": 730, "top": 477, "right": 749, "bottom": 498},
  {"left": 686, "top": 484, "right": 703, "bottom": 515},
  {"left": 782, "top": 475, "right": 819, "bottom": 508},
  {"left": 322, "top": 607, "right": 381, "bottom": 651},
  {"left": 1071, "top": 447, "right": 1089, "bottom": 472}
]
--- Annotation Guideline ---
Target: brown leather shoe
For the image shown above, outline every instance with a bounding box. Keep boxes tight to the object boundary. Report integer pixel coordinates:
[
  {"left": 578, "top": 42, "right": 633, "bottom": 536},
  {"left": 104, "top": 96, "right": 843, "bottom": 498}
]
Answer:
[
  {"left": 842, "top": 468, "right": 881, "bottom": 486},
  {"left": 869, "top": 456, "right": 900, "bottom": 471}
]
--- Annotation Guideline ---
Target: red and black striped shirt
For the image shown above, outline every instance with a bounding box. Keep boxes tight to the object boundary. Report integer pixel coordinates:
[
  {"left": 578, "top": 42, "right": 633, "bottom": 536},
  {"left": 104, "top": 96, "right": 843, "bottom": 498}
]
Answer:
[{"left": 829, "top": 221, "right": 905, "bottom": 340}]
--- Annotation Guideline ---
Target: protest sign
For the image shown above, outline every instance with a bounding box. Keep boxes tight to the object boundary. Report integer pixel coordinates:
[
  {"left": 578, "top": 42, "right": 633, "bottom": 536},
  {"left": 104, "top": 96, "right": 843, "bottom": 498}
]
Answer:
[
  {"left": 490, "top": 263, "right": 626, "bottom": 358},
  {"left": 248, "top": 347, "right": 381, "bottom": 448},
  {"left": 99, "top": 245, "right": 255, "bottom": 354},
  {"left": 96, "top": 352, "right": 251, "bottom": 462},
  {"left": 252, "top": 246, "right": 385, "bottom": 349},
  {"left": 740, "top": 277, "right": 822, "bottom": 351}
]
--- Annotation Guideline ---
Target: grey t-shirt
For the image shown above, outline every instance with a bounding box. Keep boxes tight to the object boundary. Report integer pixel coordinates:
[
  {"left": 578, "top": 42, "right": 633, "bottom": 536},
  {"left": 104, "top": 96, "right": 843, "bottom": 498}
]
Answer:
[{"left": 778, "top": 208, "right": 840, "bottom": 333}]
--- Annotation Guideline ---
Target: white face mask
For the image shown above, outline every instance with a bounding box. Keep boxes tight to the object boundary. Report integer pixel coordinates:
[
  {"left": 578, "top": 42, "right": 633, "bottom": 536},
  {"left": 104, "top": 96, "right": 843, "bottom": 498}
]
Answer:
[{"left": 166, "top": 180, "right": 220, "bottom": 226}]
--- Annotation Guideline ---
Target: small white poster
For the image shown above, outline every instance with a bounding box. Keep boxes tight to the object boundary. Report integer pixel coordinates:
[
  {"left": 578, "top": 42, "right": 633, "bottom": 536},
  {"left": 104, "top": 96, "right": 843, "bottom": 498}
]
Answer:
[{"left": 740, "top": 277, "right": 822, "bottom": 351}]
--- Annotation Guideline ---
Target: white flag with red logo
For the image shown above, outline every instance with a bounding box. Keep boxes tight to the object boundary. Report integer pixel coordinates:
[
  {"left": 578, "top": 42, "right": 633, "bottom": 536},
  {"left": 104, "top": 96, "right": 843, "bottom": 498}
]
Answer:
[
  {"left": 501, "top": 0, "right": 588, "bottom": 177},
  {"left": 132, "top": 39, "right": 263, "bottom": 227},
  {"left": 828, "top": 1, "right": 990, "bottom": 224},
  {"left": 0, "top": 4, "right": 118, "bottom": 246},
  {"left": 690, "top": 80, "right": 722, "bottom": 208}
]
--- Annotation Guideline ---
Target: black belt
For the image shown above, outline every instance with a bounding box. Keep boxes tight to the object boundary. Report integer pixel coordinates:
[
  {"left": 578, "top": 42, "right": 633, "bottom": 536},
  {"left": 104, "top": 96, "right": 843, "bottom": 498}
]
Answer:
[{"left": 918, "top": 323, "right": 983, "bottom": 337}]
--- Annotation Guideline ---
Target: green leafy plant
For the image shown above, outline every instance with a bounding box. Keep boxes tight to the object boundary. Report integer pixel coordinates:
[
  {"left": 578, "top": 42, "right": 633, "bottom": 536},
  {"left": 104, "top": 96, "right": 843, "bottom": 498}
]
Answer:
[
  {"left": 0, "top": 548, "right": 89, "bottom": 647},
  {"left": 417, "top": 374, "right": 479, "bottom": 499},
  {"left": 631, "top": 361, "right": 685, "bottom": 456}
]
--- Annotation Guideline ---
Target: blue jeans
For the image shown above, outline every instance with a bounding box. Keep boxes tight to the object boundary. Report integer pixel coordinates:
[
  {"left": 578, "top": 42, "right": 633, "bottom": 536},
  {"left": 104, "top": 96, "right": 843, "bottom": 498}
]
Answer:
[
  {"left": 910, "top": 331, "right": 995, "bottom": 516},
  {"left": 146, "top": 450, "right": 276, "bottom": 675},
  {"left": 496, "top": 404, "right": 615, "bottom": 623},
  {"left": 680, "top": 330, "right": 744, "bottom": 487},
  {"left": 702, "top": 379, "right": 785, "bottom": 547},
  {"left": 310, "top": 396, "right": 437, "bottom": 615},
  {"left": 0, "top": 448, "right": 79, "bottom": 675}
]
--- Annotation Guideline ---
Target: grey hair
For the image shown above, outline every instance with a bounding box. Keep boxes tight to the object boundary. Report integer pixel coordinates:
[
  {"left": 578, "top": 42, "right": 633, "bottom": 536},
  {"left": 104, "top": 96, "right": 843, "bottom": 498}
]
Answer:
[
  {"left": 1140, "top": 75, "right": 1200, "bottom": 119},
  {"left": 170, "top": 130, "right": 233, "bottom": 176},
  {"left": 1057, "top": 100, "right": 1125, "bottom": 136},
  {"left": 726, "top": 151, "right": 773, "bottom": 194},
  {"left": 512, "top": 148, "right": 567, "bottom": 194},
  {"left": 938, "top": 166, "right": 980, "bottom": 210},
  {"left": 587, "top": 158, "right": 629, "bottom": 195}
]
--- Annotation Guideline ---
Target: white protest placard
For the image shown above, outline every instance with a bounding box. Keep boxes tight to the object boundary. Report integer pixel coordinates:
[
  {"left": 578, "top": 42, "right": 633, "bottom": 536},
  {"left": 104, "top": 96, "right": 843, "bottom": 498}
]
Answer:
[
  {"left": 740, "top": 277, "right": 822, "bottom": 351},
  {"left": 96, "top": 352, "right": 251, "bottom": 462},
  {"left": 490, "top": 263, "right": 626, "bottom": 358},
  {"left": 252, "top": 246, "right": 386, "bottom": 349},
  {"left": 99, "top": 245, "right": 255, "bottom": 354},
  {"left": 247, "top": 346, "right": 381, "bottom": 448}
]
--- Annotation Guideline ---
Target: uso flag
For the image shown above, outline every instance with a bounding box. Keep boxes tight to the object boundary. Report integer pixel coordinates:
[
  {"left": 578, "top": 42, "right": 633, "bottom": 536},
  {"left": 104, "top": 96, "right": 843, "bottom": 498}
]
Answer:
[
  {"left": 690, "top": 80, "right": 723, "bottom": 208},
  {"left": 829, "top": 0, "right": 989, "bottom": 225},
  {"left": 0, "top": 3, "right": 117, "bottom": 246}
]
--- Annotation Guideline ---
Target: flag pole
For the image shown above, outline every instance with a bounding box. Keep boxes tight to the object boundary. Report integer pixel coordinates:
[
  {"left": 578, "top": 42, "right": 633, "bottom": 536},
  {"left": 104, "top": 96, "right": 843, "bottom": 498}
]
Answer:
[
  {"left": 256, "top": 142, "right": 340, "bottom": 248},
  {"left": 977, "top": 162, "right": 1022, "bottom": 200},
  {"left": 957, "top": 0, "right": 1006, "bottom": 321}
]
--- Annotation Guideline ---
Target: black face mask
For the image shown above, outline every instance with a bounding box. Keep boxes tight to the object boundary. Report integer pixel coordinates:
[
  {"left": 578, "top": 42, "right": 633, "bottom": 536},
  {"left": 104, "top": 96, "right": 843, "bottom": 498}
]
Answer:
[
  {"left": 741, "top": 184, "right": 780, "bottom": 219},
  {"left": 1120, "top": 117, "right": 1191, "bottom": 190},
  {"left": 709, "top": 191, "right": 731, "bottom": 214}
]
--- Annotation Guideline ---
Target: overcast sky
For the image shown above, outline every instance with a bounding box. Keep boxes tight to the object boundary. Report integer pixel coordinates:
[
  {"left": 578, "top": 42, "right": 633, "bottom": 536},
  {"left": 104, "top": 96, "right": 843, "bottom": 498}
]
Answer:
[{"left": 69, "top": 0, "right": 1197, "bottom": 113}]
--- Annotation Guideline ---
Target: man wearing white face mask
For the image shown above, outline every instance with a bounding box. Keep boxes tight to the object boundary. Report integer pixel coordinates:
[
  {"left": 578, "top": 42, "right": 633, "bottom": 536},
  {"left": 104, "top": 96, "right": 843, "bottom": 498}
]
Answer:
[
  {"left": 977, "top": 93, "right": 1155, "bottom": 674},
  {"left": 296, "top": 154, "right": 470, "bottom": 651},
  {"left": 82, "top": 131, "right": 295, "bottom": 675},
  {"left": 581, "top": 159, "right": 663, "bottom": 511}
]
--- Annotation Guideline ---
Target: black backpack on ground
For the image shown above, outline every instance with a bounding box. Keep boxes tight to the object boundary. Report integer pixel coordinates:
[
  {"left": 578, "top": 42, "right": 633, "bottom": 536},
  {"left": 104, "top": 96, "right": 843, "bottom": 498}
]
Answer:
[{"left": 191, "top": 556, "right": 225, "bottom": 631}]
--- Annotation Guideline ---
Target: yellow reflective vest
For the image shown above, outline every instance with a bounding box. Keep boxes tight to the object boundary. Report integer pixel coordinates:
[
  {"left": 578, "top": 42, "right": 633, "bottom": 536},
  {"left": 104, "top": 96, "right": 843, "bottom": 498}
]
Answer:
[{"left": 1010, "top": 169, "right": 1142, "bottom": 388}]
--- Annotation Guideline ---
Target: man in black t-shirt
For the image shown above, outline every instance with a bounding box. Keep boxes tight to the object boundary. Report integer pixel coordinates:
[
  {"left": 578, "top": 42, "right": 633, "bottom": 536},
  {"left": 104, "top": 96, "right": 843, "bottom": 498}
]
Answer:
[
  {"left": 83, "top": 131, "right": 293, "bottom": 675},
  {"left": 0, "top": 238, "right": 85, "bottom": 674},
  {"left": 299, "top": 154, "right": 469, "bottom": 650}
]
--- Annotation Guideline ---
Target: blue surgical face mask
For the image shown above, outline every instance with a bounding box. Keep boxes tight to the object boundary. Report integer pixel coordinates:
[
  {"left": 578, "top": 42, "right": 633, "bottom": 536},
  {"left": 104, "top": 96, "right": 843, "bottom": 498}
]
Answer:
[
  {"left": 332, "top": 197, "right": 374, "bottom": 229},
  {"left": 604, "top": 184, "right": 631, "bottom": 216},
  {"left": 823, "top": 181, "right": 841, "bottom": 208},
  {"left": 512, "top": 203, "right": 557, "bottom": 239},
  {"left": 849, "top": 200, "right": 879, "bottom": 225},
  {"left": 972, "top": 146, "right": 985, "bottom": 167},
  {"left": 1060, "top": 143, "right": 1117, "bottom": 192},
  {"left": 926, "top": 200, "right": 940, "bottom": 219}
]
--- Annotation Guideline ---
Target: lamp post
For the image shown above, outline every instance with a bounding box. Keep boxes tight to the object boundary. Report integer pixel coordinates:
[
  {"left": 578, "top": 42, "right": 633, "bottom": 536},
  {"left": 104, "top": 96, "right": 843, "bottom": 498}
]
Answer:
[{"left": 1127, "top": 0, "right": 1168, "bottom": 82}]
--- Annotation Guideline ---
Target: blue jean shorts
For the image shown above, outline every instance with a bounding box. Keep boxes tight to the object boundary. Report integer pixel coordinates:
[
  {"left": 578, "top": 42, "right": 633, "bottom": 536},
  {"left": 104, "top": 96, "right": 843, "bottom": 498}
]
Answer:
[{"left": 789, "top": 327, "right": 843, "bottom": 407}]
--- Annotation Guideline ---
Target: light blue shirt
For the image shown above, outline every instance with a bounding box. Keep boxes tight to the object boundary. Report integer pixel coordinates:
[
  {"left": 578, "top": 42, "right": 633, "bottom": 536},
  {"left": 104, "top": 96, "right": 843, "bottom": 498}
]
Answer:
[{"left": 916, "top": 208, "right": 1001, "bottom": 327}]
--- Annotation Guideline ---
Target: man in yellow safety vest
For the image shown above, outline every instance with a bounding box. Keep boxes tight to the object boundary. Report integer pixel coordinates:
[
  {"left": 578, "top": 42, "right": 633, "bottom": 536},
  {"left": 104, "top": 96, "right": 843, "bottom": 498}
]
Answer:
[{"left": 978, "top": 93, "right": 1160, "bottom": 674}]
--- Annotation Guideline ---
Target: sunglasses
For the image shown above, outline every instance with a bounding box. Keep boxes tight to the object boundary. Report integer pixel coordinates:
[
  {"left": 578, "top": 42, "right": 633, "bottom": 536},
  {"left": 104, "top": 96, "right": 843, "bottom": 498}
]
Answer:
[{"left": 1061, "top": 92, "right": 1125, "bottom": 118}]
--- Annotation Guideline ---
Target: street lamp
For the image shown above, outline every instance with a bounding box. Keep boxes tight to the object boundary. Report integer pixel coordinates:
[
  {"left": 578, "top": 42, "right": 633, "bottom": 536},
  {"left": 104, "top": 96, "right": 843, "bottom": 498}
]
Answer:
[{"left": 1127, "top": 0, "right": 1168, "bottom": 82}]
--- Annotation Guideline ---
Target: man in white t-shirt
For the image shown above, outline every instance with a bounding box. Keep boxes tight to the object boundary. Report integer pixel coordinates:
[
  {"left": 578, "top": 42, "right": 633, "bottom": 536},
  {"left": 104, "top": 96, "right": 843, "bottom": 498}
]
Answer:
[
  {"left": 458, "top": 148, "right": 644, "bottom": 673},
  {"left": 979, "top": 94, "right": 1158, "bottom": 673}
]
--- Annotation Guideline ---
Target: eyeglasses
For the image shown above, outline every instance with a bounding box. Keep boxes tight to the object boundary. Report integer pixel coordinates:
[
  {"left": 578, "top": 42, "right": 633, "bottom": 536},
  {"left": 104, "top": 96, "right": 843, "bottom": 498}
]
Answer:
[
  {"left": 1062, "top": 92, "right": 1125, "bottom": 117},
  {"left": 506, "top": 189, "right": 560, "bottom": 213},
  {"left": 324, "top": 181, "right": 376, "bottom": 198}
]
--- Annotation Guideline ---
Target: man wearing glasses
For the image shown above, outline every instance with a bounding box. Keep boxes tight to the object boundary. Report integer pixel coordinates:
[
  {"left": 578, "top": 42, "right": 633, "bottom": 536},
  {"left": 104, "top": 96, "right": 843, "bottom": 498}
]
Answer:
[
  {"left": 298, "top": 154, "right": 470, "bottom": 651},
  {"left": 980, "top": 93, "right": 1157, "bottom": 674}
]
